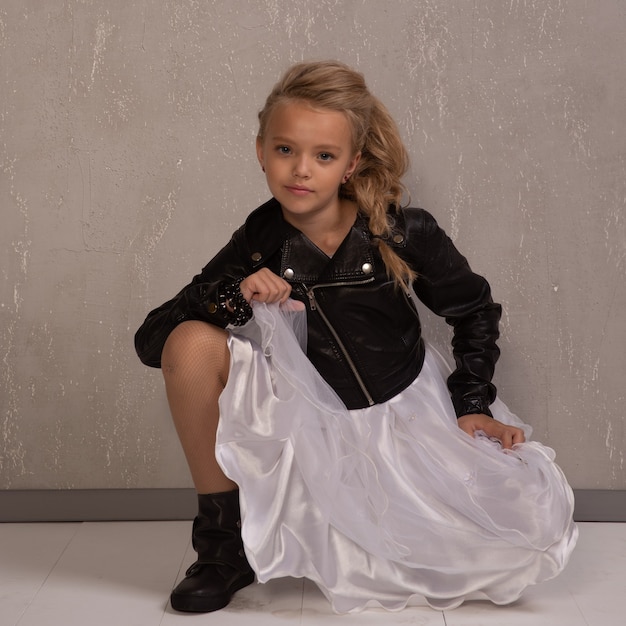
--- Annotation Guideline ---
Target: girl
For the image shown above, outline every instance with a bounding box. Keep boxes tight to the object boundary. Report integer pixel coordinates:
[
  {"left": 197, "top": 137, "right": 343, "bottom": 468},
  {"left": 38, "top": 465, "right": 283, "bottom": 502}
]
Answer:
[{"left": 135, "top": 60, "right": 577, "bottom": 614}]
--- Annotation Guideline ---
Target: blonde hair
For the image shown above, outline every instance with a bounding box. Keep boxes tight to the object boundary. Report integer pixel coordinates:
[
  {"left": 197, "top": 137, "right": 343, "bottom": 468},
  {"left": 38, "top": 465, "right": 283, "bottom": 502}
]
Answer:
[{"left": 257, "top": 60, "right": 415, "bottom": 287}]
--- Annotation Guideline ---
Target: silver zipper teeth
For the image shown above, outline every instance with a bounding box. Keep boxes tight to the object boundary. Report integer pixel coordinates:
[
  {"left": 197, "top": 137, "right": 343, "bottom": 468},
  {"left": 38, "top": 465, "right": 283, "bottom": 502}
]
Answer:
[{"left": 306, "top": 279, "right": 376, "bottom": 407}]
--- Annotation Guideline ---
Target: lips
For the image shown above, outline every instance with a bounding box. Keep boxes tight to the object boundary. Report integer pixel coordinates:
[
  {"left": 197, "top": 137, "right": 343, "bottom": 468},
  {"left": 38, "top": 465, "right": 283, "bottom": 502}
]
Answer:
[{"left": 285, "top": 185, "right": 313, "bottom": 196}]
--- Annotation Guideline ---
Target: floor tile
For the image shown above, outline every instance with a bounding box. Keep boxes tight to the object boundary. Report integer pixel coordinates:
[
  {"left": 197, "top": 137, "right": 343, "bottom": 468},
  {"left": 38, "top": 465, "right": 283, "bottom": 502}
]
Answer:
[
  {"left": 444, "top": 522, "right": 626, "bottom": 626},
  {"left": 14, "top": 521, "right": 189, "bottom": 626},
  {"left": 0, "top": 523, "right": 80, "bottom": 625},
  {"left": 442, "top": 582, "right": 587, "bottom": 626},
  {"left": 1, "top": 521, "right": 625, "bottom": 626},
  {"left": 564, "top": 522, "right": 626, "bottom": 626}
]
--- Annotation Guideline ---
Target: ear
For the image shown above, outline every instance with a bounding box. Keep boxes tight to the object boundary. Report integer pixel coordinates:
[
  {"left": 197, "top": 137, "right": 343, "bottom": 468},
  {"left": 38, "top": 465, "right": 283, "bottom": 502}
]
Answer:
[
  {"left": 256, "top": 136, "right": 265, "bottom": 171},
  {"left": 345, "top": 150, "right": 361, "bottom": 179}
]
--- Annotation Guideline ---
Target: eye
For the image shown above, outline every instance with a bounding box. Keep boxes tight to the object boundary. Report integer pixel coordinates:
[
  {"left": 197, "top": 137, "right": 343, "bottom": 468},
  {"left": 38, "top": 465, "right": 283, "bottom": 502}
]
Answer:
[
  {"left": 276, "top": 145, "right": 291, "bottom": 155},
  {"left": 318, "top": 152, "right": 334, "bottom": 161}
]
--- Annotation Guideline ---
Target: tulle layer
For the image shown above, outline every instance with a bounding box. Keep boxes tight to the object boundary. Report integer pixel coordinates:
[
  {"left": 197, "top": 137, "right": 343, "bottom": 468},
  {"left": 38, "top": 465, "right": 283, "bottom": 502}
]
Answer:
[{"left": 215, "top": 302, "right": 577, "bottom": 613}]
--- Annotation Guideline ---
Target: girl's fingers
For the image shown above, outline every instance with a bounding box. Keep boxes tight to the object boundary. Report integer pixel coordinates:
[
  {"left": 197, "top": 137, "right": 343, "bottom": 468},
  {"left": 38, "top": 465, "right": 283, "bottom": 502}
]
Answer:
[
  {"left": 240, "top": 269, "right": 292, "bottom": 304},
  {"left": 457, "top": 414, "right": 526, "bottom": 450}
]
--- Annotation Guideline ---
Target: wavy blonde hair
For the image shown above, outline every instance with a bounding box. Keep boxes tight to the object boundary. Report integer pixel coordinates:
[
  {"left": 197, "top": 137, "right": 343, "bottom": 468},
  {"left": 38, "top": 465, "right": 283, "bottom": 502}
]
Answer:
[{"left": 257, "top": 60, "right": 415, "bottom": 288}]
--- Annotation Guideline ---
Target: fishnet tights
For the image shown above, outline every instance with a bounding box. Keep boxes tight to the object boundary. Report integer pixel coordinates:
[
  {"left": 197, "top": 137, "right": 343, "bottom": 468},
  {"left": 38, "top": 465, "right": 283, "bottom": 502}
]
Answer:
[{"left": 161, "top": 320, "right": 237, "bottom": 494}]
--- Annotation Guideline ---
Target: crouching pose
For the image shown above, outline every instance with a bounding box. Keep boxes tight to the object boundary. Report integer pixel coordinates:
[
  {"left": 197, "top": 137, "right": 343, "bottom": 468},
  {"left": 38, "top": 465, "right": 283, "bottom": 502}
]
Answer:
[{"left": 135, "top": 60, "right": 577, "bottom": 614}]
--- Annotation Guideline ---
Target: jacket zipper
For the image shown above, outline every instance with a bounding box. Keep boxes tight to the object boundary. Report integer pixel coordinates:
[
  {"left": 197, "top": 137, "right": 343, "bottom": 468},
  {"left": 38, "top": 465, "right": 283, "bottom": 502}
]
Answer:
[{"left": 305, "top": 278, "right": 376, "bottom": 407}]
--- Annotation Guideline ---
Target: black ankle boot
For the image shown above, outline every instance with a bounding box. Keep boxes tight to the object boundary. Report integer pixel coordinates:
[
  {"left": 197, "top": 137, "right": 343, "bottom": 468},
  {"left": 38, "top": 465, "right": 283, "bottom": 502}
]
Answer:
[{"left": 170, "top": 490, "right": 255, "bottom": 613}]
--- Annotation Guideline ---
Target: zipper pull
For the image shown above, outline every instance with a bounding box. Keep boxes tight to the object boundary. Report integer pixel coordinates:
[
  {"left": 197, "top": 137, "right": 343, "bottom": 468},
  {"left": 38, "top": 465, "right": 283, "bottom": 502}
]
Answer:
[{"left": 306, "top": 288, "right": 317, "bottom": 311}]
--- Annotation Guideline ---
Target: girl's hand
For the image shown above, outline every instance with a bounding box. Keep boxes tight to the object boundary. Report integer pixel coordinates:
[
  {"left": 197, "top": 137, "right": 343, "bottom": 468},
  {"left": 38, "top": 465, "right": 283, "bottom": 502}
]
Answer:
[
  {"left": 240, "top": 268, "right": 292, "bottom": 305},
  {"left": 457, "top": 413, "right": 525, "bottom": 449}
]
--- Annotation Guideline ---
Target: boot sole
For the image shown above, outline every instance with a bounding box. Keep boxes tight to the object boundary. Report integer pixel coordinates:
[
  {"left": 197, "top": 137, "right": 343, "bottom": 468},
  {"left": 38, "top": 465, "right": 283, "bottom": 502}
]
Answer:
[{"left": 170, "top": 571, "right": 256, "bottom": 613}]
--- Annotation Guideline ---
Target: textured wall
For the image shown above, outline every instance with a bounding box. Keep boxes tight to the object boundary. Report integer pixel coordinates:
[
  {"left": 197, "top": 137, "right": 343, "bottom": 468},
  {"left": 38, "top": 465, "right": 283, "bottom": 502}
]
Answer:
[{"left": 1, "top": 1, "right": 624, "bottom": 490}]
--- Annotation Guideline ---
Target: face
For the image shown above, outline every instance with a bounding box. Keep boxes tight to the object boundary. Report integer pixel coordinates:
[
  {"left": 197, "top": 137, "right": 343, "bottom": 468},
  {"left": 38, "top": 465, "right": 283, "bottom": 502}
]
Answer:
[{"left": 256, "top": 101, "right": 361, "bottom": 226}]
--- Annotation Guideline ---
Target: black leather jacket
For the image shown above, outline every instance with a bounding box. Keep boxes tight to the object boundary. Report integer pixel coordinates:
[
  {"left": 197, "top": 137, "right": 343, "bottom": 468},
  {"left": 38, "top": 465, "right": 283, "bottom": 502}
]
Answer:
[{"left": 135, "top": 198, "right": 502, "bottom": 417}]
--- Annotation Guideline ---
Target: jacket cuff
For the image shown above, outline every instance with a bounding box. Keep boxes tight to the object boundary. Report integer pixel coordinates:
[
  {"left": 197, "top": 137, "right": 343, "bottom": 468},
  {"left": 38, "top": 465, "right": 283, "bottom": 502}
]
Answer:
[
  {"left": 453, "top": 396, "right": 494, "bottom": 419},
  {"left": 206, "top": 278, "right": 253, "bottom": 327}
]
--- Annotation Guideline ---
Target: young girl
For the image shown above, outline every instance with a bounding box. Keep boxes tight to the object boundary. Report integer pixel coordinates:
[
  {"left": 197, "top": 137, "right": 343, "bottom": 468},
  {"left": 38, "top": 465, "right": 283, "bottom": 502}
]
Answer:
[{"left": 135, "top": 60, "right": 577, "bottom": 614}]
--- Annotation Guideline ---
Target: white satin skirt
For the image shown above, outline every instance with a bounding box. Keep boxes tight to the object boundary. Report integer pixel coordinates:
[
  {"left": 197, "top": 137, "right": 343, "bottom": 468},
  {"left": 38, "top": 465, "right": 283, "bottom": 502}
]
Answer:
[{"left": 215, "top": 302, "right": 578, "bottom": 613}]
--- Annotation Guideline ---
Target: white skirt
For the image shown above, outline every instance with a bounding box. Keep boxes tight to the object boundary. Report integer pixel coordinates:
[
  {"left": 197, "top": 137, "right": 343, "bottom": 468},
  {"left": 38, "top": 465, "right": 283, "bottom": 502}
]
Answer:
[{"left": 215, "top": 301, "right": 578, "bottom": 613}]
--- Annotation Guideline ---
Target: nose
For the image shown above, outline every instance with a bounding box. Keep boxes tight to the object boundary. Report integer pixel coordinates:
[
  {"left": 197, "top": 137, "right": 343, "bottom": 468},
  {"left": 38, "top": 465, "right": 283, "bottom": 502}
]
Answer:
[{"left": 293, "top": 155, "right": 311, "bottom": 179}]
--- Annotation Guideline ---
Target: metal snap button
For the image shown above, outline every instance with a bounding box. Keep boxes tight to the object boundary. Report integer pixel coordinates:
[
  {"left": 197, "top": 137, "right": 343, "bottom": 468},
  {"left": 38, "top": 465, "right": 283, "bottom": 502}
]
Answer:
[
  {"left": 392, "top": 234, "right": 404, "bottom": 244},
  {"left": 361, "top": 262, "right": 373, "bottom": 274},
  {"left": 251, "top": 252, "right": 262, "bottom": 262},
  {"left": 283, "top": 267, "right": 295, "bottom": 279}
]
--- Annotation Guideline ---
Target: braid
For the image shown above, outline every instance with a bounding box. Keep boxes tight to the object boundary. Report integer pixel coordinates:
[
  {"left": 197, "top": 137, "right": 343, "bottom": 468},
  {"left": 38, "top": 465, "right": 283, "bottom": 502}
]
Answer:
[{"left": 342, "top": 97, "right": 415, "bottom": 288}]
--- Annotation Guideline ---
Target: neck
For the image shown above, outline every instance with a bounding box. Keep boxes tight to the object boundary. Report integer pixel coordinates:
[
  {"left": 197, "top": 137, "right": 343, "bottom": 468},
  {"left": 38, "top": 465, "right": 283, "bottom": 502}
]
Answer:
[{"left": 284, "top": 200, "right": 358, "bottom": 257}]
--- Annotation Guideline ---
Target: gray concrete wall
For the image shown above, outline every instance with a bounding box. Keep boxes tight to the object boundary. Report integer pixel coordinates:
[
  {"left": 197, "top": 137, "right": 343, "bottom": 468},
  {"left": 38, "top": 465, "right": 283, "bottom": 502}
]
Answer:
[{"left": 1, "top": 1, "right": 624, "bottom": 491}]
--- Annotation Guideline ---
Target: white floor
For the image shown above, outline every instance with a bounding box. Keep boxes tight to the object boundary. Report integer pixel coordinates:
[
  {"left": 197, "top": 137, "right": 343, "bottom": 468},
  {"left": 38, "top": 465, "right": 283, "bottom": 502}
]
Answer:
[{"left": 1, "top": 521, "right": 624, "bottom": 626}]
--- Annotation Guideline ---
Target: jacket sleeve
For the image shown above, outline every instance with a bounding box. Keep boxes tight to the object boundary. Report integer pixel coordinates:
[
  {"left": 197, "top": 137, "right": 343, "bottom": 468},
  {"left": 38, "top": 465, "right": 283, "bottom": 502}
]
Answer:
[
  {"left": 134, "top": 225, "right": 252, "bottom": 368},
  {"left": 404, "top": 208, "right": 502, "bottom": 418}
]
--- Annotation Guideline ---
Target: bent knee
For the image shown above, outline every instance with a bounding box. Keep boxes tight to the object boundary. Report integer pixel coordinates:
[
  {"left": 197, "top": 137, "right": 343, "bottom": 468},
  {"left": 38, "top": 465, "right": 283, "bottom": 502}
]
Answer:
[{"left": 162, "top": 321, "right": 229, "bottom": 377}]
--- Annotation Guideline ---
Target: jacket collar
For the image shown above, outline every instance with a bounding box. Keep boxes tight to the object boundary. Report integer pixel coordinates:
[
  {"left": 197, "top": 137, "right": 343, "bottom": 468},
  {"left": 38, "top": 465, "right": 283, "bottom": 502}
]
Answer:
[
  {"left": 243, "top": 198, "right": 288, "bottom": 269},
  {"left": 280, "top": 219, "right": 376, "bottom": 282},
  {"left": 243, "top": 198, "right": 378, "bottom": 282}
]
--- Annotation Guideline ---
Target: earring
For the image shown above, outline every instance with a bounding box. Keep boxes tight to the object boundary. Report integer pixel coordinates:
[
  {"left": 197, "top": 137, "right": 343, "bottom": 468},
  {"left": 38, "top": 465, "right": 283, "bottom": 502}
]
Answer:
[{"left": 342, "top": 174, "right": 350, "bottom": 184}]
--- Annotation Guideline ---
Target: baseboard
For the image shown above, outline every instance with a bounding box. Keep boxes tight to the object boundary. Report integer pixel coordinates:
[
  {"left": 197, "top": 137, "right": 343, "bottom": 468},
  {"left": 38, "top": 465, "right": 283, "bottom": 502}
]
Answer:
[
  {"left": 0, "top": 488, "right": 623, "bottom": 523},
  {"left": 0, "top": 488, "right": 197, "bottom": 522},
  {"left": 572, "top": 489, "right": 626, "bottom": 522}
]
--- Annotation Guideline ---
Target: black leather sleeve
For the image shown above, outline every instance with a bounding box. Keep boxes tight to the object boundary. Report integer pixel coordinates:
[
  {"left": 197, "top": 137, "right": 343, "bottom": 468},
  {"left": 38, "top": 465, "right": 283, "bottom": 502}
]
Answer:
[
  {"left": 134, "top": 225, "right": 252, "bottom": 368},
  {"left": 402, "top": 208, "right": 502, "bottom": 418}
]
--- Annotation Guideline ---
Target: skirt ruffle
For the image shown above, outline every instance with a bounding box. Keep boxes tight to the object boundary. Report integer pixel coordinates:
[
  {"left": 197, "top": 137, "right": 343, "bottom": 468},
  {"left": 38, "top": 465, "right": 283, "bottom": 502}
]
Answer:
[{"left": 215, "top": 301, "right": 578, "bottom": 613}]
